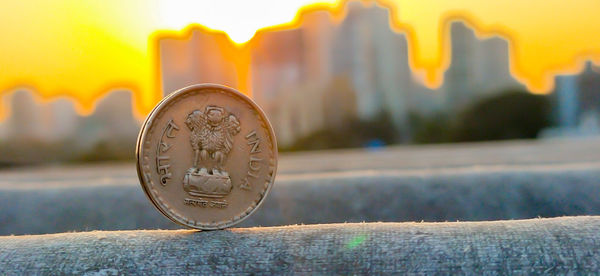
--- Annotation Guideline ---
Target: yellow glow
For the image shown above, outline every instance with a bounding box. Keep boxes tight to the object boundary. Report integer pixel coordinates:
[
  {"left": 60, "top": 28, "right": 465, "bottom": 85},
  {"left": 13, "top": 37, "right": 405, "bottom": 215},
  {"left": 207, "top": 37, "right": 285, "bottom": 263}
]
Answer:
[
  {"left": 378, "top": 0, "right": 600, "bottom": 92},
  {"left": 0, "top": 0, "right": 599, "bottom": 120},
  {"left": 156, "top": 0, "right": 338, "bottom": 44}
]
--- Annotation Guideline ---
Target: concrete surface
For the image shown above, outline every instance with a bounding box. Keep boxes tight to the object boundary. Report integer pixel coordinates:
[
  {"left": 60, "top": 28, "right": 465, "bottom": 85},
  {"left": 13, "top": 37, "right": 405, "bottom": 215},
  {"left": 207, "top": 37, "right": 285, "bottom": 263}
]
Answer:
[
  {"left": 1, "top": 216, "right": 599, "bottom": 274},
  {"left": 1, "top": 138, "right": 600, "bottom": 235}
]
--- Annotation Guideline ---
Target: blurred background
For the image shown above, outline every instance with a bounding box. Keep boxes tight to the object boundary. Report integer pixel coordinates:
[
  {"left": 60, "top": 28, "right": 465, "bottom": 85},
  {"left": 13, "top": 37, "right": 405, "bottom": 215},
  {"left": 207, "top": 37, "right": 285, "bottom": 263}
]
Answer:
[
  {"left": 1, "top": 1, "right": 599, "bottom": 166},
  {"left": 2, "top": 0, "right": 600, "bottom": 235}
]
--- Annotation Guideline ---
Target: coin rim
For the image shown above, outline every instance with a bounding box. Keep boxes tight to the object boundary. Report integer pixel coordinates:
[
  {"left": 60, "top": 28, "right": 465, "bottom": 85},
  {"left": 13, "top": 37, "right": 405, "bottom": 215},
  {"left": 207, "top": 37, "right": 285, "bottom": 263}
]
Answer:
[{"left": 136, "top": 83, "right": 278, "bottom": 230}]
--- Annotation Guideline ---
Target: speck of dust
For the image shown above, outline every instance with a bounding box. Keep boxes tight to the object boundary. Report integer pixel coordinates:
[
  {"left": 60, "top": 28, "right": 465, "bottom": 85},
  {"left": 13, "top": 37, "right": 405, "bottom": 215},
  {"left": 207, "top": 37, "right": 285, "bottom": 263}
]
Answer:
[{"left": 346, "top": 234, "right": 367, "bottom": 250}]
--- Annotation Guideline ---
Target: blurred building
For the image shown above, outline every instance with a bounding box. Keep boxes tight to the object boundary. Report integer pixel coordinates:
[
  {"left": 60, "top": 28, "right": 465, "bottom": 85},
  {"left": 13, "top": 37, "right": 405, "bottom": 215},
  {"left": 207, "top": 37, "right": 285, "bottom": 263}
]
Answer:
[
  {"left": 77, "top": 91, "right": 140, "bottom": 148},
  {"left": 2, "top": 0, "right": 599, "bottom": 155},
  {"left": 156, "top": 1, "right": 544, "bottom": 147},
  {"left": 544, "top": 62, "right": 600, "bottom": 137},
  {"left": 441, "top": 22, "right": 524, "bottom": 109},
  {"left": 250, "top": 3, "right": 433, "bottom": 145},
  {"left": 0, "top": 90, "right": 78, "bottom": 142},
  {"left": 0, "top": 89, "right": 140, "bottom": 162},
  {"left": 250, "top": 27, "right": 314, "bottom": 145},
  {"left": 160, "top": 30, "right": 240, "bottom": 96},
  {"left": 251, "top": 11, "right": 342, "bottom": 146}
]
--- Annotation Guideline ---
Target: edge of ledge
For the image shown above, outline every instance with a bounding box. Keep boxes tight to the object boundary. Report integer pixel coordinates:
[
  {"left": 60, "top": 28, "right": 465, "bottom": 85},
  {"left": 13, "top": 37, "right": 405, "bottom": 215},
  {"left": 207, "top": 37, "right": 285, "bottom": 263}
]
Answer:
[{"left": 2, "top": 215, "right": 597, "bottom": 239}]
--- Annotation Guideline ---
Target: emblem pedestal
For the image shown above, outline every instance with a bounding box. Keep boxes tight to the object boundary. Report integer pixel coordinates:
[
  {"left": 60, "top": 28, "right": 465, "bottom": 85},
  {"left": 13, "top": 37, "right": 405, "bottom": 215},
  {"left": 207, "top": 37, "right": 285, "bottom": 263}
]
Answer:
[{"left": 183, "top": 169, "right": 233, "bottom": 198}]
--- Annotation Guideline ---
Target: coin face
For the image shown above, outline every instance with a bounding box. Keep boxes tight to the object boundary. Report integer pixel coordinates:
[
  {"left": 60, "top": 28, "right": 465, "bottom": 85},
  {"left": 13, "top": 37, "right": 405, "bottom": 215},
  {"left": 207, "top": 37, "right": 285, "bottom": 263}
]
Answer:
[{"left": 136, "top": 84, "right": 277, "bottom": 230}]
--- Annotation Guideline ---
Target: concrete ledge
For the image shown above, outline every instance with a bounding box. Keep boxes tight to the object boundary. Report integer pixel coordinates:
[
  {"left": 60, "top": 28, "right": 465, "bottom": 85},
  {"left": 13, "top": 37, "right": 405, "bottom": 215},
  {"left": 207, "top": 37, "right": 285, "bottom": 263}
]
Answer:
[
  {"left": 2, "top": 163, "right": 600, "bottom": 235},
  {"left": 1, "top": 216, "right": 599, "bottom": 274}
]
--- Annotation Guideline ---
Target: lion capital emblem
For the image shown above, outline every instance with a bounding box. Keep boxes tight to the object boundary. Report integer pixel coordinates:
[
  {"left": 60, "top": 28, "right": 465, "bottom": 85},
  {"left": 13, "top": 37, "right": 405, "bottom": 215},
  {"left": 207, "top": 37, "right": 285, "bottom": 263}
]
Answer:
[{"left": 183, "top": 105, "right": 241, "bottom": 198}]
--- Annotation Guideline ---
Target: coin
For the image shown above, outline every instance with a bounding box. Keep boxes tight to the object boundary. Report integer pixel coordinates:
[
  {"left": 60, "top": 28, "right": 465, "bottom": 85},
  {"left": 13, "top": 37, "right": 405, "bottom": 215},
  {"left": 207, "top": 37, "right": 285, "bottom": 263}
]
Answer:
[{"left": 136, "top": 84, "right": 278, "bottom": 230}]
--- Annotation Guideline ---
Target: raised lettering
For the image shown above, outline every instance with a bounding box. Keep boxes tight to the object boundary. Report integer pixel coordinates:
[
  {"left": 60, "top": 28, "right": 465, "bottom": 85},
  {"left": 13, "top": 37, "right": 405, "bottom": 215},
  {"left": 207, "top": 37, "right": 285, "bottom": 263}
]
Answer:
[
  {"left": 165, "top": 120, "right": 179, "bottom": 138},
  {"left": 184, "top": 198, "right": 228, "bottom": 208},
  {"left": 246, "top": 130, "right": 261, "bottom": 153},
  {"left": 249, "top": 156, "right": 262, "bottom": 171},
  {"left": 156, "top": 119, "right": 179, "bottom": 186},
  {"left": 240, "top": 178, "right": 251, "bottom": 190}
]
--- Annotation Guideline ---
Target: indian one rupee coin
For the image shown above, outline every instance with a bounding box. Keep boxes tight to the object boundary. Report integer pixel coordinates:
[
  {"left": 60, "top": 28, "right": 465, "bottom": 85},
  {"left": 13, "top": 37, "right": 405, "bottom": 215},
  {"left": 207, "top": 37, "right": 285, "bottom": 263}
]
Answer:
[{"left": 136, "top": 84, "right": 277, "bottom": 230}]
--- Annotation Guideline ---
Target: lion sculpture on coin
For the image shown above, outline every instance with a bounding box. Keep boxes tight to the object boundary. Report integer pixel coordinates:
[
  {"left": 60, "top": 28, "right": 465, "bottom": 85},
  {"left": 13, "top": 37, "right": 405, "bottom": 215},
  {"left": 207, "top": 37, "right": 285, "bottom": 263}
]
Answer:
[
  {"left": 185, "top": 105, "right": 241, "bottom": 176},
  {"left": 183, "top": 105, "right": 241, "bottom": 198}
]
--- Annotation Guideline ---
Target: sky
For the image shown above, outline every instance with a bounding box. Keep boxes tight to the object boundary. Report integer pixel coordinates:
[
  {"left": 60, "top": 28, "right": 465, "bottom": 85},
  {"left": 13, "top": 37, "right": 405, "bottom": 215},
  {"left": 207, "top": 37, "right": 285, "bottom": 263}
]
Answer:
[{"left": 0, "top": 0, "right": 599, "bottom": 119}]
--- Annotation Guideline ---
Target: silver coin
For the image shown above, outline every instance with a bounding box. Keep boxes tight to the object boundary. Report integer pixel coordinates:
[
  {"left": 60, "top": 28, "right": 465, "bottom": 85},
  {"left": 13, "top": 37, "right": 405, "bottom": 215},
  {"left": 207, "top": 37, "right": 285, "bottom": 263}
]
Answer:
[{"left": 136, "top": 84, "right": 278, "bottom": 230}]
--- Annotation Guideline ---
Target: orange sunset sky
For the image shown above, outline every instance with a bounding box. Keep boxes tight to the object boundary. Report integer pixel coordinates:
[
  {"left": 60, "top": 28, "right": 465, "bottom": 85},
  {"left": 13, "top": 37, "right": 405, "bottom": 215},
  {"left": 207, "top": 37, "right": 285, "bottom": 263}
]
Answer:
[{"left": 0, "top": 0, "right": 599, "bottom": 119}]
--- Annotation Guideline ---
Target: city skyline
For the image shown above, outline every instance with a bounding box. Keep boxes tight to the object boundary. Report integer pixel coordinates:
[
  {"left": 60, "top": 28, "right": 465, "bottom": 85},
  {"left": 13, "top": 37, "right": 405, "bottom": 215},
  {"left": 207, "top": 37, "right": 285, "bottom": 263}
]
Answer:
[
  {"left": 0, "top": 0, "right": 599, "bottom": 120},
  {"left": 1, "top": 2, "right": 598, "bottom": 149},
  {"left": 158, "top": 3, "right": 523, "bottom": 145}
]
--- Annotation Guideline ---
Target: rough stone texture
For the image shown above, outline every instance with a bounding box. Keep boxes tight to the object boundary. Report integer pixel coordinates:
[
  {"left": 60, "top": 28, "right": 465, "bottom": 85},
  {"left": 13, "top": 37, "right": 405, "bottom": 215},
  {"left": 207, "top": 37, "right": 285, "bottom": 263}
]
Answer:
[
  {"left": 1, "top": 138, "right": 600, "bottom": 235},
  {"left": 0, "top": 216, "right": 599, "bottom": 274},
  {"left": 277, "top": 138, "right": 600, "bottom": 174},
  {"left": 1, "top": 139, "right": 600, "bottom": 273},
  {"left": 1, "top": 163, "right": 600, "bottom": 235}
]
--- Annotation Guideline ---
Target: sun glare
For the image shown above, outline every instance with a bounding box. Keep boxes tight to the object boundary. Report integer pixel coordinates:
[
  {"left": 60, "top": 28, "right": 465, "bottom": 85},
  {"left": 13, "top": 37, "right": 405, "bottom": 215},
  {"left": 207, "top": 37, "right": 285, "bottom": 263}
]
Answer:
[{"left": 155, "top": 0, "right": 338, "bottom": 44}]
